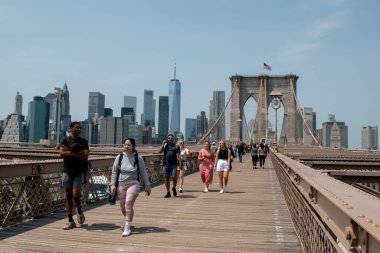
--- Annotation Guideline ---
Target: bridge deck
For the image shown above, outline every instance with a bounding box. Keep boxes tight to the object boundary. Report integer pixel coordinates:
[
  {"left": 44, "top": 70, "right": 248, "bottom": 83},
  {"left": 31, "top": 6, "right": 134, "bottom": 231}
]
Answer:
[{"left": 0, "top": 156, "right": 302, "bottom": 253}]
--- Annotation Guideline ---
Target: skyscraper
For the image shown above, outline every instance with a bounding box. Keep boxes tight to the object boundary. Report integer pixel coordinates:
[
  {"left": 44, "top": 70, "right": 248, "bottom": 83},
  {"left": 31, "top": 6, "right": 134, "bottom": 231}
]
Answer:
[
  {"left": 361, "top": 126, "right": 378, "bottom": 150},
  {"left": 28, "top": 96, "right": 50, "bottom": 143},
  {"left": 321, "top": 115, "right": 348, "bottom": 148},
  {"left": 185, "top": 118, "right": 197, "bottom": 142},
  {"left": 99, "top": 117, "right": 129, "bottom": 144},
  {"left": 300, "top": 107, "right": 315, "bottom": 146},
  {"left": 142, "top": 90, "right": 155, "bottom": 127},
  {"left": 124, "top": 96, "right": 137, "bottom": 123},
  {"left": 88, "top": 92, "right": 105, "bottom": 122},
  {"left": 209, "top": 91, "right": 225, "bottom": 141},
  {"left": 14, "top": 91, "right": 23, "bottom": 115},
  {"left": 169, "top": 64, "right": 181, "bottom": 135},
  {"left": 158, "top": 96, "right": 169, "bottom": 141},
  {"left": 196, "top": 111, "right": 208, "bottom": 139}
]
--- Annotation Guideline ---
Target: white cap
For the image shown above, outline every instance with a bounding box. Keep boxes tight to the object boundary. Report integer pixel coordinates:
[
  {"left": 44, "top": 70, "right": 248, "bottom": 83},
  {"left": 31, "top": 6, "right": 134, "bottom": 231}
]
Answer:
[{"left": 212, "top": 142, "right": 216, "bottom": 144}]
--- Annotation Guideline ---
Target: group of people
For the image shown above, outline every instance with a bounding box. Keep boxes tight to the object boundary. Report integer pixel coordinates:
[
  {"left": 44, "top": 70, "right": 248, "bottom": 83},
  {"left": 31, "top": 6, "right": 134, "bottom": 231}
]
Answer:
[
  {"left": 59, "top": 123, "right": 240, "bottom": 237},
  {"left": 250, "top": 143, "right": 269, "bottom": 168}
]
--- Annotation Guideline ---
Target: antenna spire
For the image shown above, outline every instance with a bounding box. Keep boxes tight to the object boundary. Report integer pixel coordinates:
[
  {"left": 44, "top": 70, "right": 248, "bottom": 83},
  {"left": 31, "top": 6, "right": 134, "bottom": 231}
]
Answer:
[{"left": 174, "top": 60, "right": 176, "bottom": 80}]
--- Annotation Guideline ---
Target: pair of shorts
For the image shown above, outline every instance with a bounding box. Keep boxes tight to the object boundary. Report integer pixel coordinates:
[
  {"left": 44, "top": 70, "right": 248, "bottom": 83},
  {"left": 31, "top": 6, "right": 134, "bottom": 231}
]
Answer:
[
  {"left": 216, "top": 159, "right": 229, "bottom": 172},
  {"left": 61, "top": 172, "right": 83, "bottom": 189},
  {"left": 177, "top": 160, "right": 187, "bottom": 170},
  {"left": 163, "top": 165, "right": 178, "bottom": 177}
]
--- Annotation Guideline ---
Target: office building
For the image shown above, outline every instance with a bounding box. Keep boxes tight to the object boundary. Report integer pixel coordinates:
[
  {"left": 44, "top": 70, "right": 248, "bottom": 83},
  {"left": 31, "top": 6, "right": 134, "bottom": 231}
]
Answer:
[
  {"left": 208, "top": 91, "right": 225, "bottom": 141},
  {"left": 321, "top": 114, "right": 348, "bottom": 148},
  {"left": 14, "top": 91, "right": 23, "bottom": 115},
  {"left": 88, "top": 92, "right": 105, "bottom": 122},
  {"left": 169, "top": 65, "right": 181, "bottom": 135},
  {"left": 99, "top": 117, "right": 129, "bottom": 145},
  {"left": 142, "top": 90, "right": 155, "bottom": 127},
  {"left": 196, "top": 111, "right": 208, "bottom": 139},
  {"left": 158, "top": 96, "right": 169, "bottom": 141},
  {"left": 28, "top": 96, "right": 50, "bottom": 143},
  {"left": 0, "top": 114, "right": 26, "bottom": 142},
  {"left": 361, "top": 126, "right": 378, "bottom": 150},
  {"left": 185, "top": 118, "right": 197, "bottom": 142},
  {"left": 128, "top": 124, "right": 143, "bottom": 144},
  {"left": 104, "top": 108, "right": 113, "bottom": 117},
  {"left": 124, "top": 96, "right": 137, "bottom": 123},
  {"left": 121, "top": 107, "right": 135, "bottom": 123}
]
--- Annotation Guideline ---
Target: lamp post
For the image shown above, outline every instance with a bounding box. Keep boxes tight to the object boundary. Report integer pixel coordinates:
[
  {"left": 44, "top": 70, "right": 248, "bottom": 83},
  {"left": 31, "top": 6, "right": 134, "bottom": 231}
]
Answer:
[{"left": 269, "top": 88, "right": 282, "bottom": 149}]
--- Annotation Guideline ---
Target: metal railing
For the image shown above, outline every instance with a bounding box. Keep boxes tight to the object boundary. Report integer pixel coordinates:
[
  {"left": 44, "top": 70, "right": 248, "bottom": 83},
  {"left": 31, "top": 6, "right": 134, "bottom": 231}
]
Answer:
[
  {"left": 270, "top": 150, "right": 380, "bottom": 253},
  {"left": 0, "top": 153, "right": 199, "bottom": 228}
]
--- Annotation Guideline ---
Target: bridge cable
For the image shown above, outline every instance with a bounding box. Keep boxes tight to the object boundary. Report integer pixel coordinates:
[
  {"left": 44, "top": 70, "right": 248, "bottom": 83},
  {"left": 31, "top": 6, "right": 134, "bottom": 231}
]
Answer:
[{"left": 197, "top": 86, "right": 235, "bottom": 144}]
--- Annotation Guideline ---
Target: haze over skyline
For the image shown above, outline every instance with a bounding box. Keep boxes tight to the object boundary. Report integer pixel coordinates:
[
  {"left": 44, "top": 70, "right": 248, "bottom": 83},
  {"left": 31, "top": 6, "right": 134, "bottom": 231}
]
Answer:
[{"left": 1, "top": 0, "right": 379, "bottom": 148}]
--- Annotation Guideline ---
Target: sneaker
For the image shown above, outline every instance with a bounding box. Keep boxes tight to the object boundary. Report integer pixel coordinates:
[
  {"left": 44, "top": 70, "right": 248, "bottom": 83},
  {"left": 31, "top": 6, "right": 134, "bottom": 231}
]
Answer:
[
  {"left": 219, "top": 189, "right": 224, "bottom": 194},
  {"left": 164, "top": 192, "right": 171, "bottom": 198},
  {"left": 178, "top": 187, "right": 183, "bottom": 193},
  {"left": 223, "top": 186, "right": 228, "bottom": 193},
  {"left": 203, "top": 188, "right": 209, "bottom": 193},
  {"left": 122, "top": 226, "right": 131, "bottom": 237},
  {"left": 172, "top": 187, "right": 177, "bottom": 196},
  {"left": 77, "top": 212, "right": 85, "bottom": 225},
  {"left": 62, "top": 221, "right": 76, "bottom": 230}
]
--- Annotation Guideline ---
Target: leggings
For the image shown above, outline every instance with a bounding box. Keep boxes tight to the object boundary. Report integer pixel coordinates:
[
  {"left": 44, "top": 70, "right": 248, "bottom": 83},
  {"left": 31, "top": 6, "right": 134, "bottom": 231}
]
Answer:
[{"left": 118, "top": 180, "right": 140, "bottom": 222}]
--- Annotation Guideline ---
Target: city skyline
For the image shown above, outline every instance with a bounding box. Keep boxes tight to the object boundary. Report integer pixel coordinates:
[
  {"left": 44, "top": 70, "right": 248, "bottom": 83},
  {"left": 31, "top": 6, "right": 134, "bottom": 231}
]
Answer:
[{"left": 1, "top": 1, "right": 380, "bottom": 148}]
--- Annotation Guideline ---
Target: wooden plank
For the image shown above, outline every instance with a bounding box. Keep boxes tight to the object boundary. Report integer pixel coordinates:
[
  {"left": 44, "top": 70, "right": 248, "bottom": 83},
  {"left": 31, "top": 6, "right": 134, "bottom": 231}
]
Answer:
[{"left": 0, "top": 155, "right": 302, "bottom": 253}]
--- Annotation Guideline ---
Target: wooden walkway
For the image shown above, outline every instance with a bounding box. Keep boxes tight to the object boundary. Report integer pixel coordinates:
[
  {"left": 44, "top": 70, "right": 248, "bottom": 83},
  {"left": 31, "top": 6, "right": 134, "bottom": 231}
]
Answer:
[{"left": 0, "top": 155, "right": 302, "bottom": 253}]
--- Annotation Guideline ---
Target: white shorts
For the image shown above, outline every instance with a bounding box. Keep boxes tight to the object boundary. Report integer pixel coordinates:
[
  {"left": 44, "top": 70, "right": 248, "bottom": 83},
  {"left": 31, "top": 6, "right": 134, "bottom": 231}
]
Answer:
[{"left": 216, "top": 159, "right": 228, "bottom": 172}]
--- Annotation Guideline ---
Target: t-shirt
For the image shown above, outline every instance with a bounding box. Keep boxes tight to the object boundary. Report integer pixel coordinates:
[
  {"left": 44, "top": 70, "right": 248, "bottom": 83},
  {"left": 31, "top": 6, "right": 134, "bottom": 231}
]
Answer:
[
  {"left": 163, "top": 143, "right": 180, "bottom": 166},
  {"left": 60, "top": 136, "right": 89, "bottom": 175}
]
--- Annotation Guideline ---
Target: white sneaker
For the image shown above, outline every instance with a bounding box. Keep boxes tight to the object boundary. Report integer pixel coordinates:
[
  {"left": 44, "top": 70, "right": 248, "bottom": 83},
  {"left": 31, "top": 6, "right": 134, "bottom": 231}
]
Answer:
[
  {"left": 223, "top": 186, "right": 228, "bottom": 193},
  {"left": 219, "top": 189, "right": 224, "bottom": 194},
  {"left": 204, "top": 188, "right": 208, "bottom": 193},
  {"left": 122, "top": 226, "right": 131, "bottom": 237}
]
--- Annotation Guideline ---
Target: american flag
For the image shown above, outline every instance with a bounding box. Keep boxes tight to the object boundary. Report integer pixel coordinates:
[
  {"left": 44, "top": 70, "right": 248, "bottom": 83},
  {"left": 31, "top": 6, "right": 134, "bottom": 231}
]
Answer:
[{"left": 264, "top": 63, "right": 272, "bottom": 71}]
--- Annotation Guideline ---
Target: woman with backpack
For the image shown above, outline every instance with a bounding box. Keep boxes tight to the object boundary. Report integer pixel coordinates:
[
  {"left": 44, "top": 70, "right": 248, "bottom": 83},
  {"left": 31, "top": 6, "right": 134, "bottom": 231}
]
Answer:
[
  {"left": 251, "top": 143, "right": 259, "bottom": 169},
  {"left": 109, "top": 137, "right": 151, "bottom": 237}
]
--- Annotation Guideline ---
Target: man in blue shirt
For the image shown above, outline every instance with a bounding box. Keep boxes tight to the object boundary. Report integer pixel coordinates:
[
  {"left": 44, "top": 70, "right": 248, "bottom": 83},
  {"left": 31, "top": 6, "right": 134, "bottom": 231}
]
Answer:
[{"left": 159, "top": 133, "right": 181, "bottom": 198}]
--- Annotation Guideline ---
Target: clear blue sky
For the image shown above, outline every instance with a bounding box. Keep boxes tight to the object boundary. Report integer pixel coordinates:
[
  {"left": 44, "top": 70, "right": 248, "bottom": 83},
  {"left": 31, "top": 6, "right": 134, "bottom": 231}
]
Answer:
[{"left": 1, "top": 0, "right": 379, "bottom": 148}]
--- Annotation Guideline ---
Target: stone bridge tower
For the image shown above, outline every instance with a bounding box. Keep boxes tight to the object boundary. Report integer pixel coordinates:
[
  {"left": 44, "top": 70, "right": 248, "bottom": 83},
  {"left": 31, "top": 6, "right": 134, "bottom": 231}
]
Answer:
[{"left": 230, "top": 74, "right": 299, "bottom": 144}]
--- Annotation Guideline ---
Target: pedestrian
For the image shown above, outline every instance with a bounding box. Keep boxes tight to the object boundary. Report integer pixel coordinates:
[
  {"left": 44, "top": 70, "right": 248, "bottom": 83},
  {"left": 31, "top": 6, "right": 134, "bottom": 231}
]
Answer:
[
  {"left": 211, "top": 141, "right": 218, "bottom": 153},
  {"left": 258, "top": 143, "right": 267, "bottom": 168},
  {"left": 178, "top": 139, "right": 190, "bottom": 193},
  {"left": 198, "top": 141, "right": 215, "bottom": 193},
  {"left": 251, "top": 143, "right": 259, "bottom": 168},
  {"left": 109, "top": 137, "right": 151, "bottom": 237},
  {"left": 237, "top": 142, "right": 244, "bottom": 162},
  {"left": 59, "top": 121, "right": 89, "bottom": 230},
  {"left": 214, "top": 140, "right": 231, "bottom": 193},
  {"left": 227, "top": 144, "right": 235, "bottom": 171},
  {"left": 159, "top": 133, "right": 181, "bottom": 198}
]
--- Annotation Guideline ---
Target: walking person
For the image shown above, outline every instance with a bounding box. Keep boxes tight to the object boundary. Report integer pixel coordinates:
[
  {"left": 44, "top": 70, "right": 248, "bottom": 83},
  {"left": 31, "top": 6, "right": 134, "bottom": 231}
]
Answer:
[
  {"left": 159, "top": 133, "right": 181, "bottom": 198},
  {"left": 109, "top": 138, "right": 151, "bottom": 237},
  {"left": 251, "top": 143, "right": 259, "bottom": 169},
  {"left": 214, "top": 140, "right": 231, "bottom": 193},
  {"left": 227, "top": 144, "right": 235, "bottom": 171},
  {"left": 59, "top": 121, "right": 89, "bottom": 230},
  {"left": 178, "top": 139, "right": 190, "bottom": 193},
  {"left": 198, "top": 141, "right": 215, "bottom": 193},
  {"left": 258, "top": 143, "right": 267, "bottom": 168}
]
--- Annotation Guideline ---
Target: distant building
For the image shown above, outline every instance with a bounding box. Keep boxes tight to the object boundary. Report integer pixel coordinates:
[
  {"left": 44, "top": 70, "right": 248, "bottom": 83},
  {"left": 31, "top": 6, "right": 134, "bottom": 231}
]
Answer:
[
  {"left": 361, "top": 126, "right": 378, "bottom": 150},
  {"left": 28, "top": 96, "right": 50, "bottom": 143},
  {"left": 124, "top": 96, "right": 137, "bottom": 123},
  {"left": 142, "top": 90, "right": 155, "bottom": 127},
  {"left": 88, "top": 92, "right": 105, "bottom": 122},
  {"left": 99, "top": 117, "right": 129, "bottom": 145},
  {"left": 299, "top": 107, "right": 316, "bottom": 146},
  {"left": 321, "top": 114, "right": 348, "bottom": 148},
  {"left": 14, "top": 91, "right": 23, "bottom": 115},
  {"left": 121, "top": 107, "right": 135, "bottom": 123},
  {"left": 128, "top": 124, "right": 142, "bottom": 144},
  {"left": 169, "top": 64, "right": 181, "bottom": 135},
  {"left": 104, "top": 108, "right": 113, "bottom": 117},
  {"left": 185, "top": 118, "right": 197, "bottom": 142},
  {"left": 142, "top": 127, "right": 153, "bottom": 144},
  {"left": 0, "top": 114, "right": 26, "bottom": 143},
  {"left": 209, "top": 91, "right": 225, "bottom": 141},
  {"left": 158, "top": 96, "right": 169, "bottom": 142},
  {"left": 196, "top": 111, "right": 208, "bottom": 140}
]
